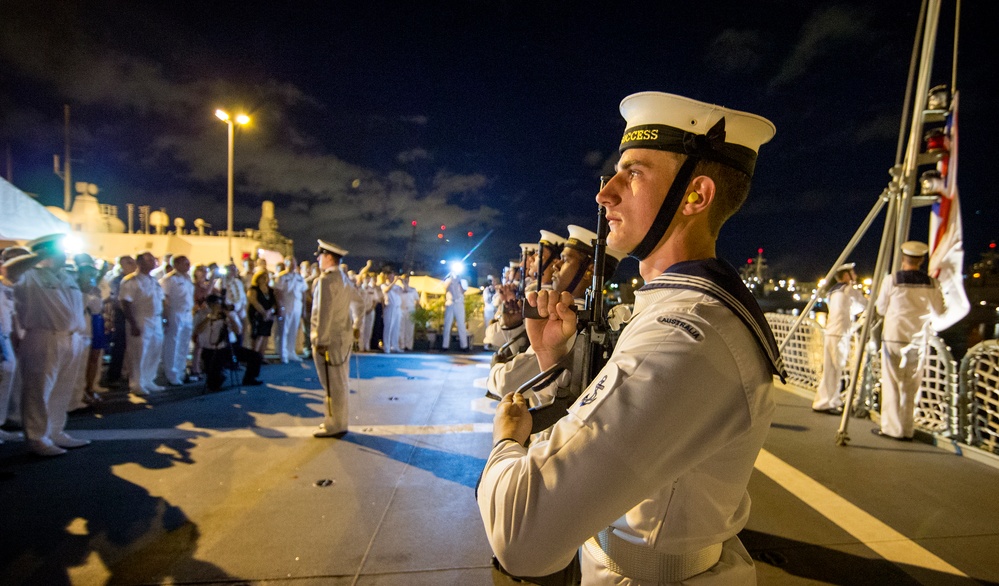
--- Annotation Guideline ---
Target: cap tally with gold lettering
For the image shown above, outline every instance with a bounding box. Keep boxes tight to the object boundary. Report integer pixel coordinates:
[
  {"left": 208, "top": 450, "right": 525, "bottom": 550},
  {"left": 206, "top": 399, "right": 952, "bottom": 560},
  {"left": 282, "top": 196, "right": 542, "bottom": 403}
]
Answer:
[
  {"left": 315, "top": 239, "right": 348, "bottom": 257},
  {"left": 901, "top": 241, "right": 929, "bottom": 257},
  {"left": 618, "top": 92, "right": 776, "bottom": 177}
]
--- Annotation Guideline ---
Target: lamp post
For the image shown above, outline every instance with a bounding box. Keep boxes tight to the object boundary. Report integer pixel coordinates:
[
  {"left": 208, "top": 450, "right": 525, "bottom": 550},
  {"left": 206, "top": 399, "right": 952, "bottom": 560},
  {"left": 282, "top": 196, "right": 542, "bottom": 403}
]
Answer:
[{"left": 215, "top": 109, "right": 250, "bottom": 261}]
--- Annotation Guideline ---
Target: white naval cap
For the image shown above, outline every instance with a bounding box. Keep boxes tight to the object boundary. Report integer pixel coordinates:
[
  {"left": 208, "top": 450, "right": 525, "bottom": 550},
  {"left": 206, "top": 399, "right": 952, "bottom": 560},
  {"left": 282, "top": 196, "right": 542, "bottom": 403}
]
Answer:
[
  {"left": 901, "top": 241, "right": 929, "bottom": 257},
  {"left": 316, "top": 239, "right": 348, "bottom": 257},
  {"left": 539, "top": 230, "right": 567, "bottom": 247},
  {"left": 619, "top": 92, "right": 776, "bottom": 177},
  {"left": 1, "top": 250, "right": 37, "bottom": 269},
  {"left": 519, "top": 242, "right": 538, "bottom": 254},
  {"left": 836, "top": 262, "right": 856, "bottom": 272},
  {"left": 565, "top": 225, "right": 598, "bottom": 255}
]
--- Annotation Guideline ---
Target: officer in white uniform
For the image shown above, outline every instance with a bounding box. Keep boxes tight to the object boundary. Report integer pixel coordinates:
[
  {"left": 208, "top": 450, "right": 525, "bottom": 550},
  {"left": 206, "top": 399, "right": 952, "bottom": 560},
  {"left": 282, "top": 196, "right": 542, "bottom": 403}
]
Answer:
[
  {"left": 478, "top": 92, "right": 783, "bottom": 585},
  {"left": 359, "top": 273, "right": 380, "bottom": 352},
  {"left": 120, "top": 251, "right": 165, "bottom": 395},
  {"left": 311, "top": 239, "right": 362, "bottom": 438},
  {"left": 398, "top": 274, "right": 421, "bottom": 351},
  {"left": 441, "top": 270, "right": 468, "bottom": 351},
  {"left": 276, "top": 259, "right": 307, "bottom": 362},
  {"left": 874, "top": 241, "right": 945, "bottom": 440},
  {"left": 13, "top": 235, "right": 90, "bottom": 457},
  {"left": 160, "top": 255, "right": 195, "bottom": 385},
  {"left": 381, "top": 267, "right": 403, "bottom": 353},
  {"left": 813, "top": 262, "right": 867, "bottom": 414}
]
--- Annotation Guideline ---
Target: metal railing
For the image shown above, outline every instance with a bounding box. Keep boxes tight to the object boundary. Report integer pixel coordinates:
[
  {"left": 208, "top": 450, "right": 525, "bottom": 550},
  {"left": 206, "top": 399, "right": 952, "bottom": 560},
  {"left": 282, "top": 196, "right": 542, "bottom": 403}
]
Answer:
[{"left": 765, "top": 313, "right": 995, "bottom": 452}]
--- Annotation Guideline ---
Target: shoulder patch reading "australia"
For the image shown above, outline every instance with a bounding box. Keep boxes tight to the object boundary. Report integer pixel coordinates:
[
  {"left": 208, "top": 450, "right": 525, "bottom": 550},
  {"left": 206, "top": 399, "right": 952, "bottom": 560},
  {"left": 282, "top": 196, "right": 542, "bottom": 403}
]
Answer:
[{"left": 656, "top": 315, "right": 703, "bottom": 341}]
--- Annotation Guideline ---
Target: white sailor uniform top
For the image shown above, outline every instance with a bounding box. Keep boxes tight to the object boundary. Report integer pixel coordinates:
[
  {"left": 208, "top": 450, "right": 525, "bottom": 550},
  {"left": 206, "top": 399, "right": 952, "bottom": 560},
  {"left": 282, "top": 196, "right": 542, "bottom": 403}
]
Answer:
[{"left": 478, "top": 259, "right": 783, "bottom": 584}]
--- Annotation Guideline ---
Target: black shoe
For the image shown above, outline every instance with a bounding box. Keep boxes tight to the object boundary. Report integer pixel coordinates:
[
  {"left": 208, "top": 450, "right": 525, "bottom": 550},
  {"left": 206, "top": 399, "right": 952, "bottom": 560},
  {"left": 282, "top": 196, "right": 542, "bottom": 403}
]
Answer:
[{"left": 242, "top": 379, "right": 264, "bottom": 386}]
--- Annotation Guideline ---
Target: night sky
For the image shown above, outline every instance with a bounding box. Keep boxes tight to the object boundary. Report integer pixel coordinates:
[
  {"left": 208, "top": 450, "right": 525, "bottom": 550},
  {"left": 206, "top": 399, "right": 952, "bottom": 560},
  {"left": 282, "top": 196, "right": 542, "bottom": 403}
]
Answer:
[{"left": 2, "top": 1, "right": 996, "bottom": 283}]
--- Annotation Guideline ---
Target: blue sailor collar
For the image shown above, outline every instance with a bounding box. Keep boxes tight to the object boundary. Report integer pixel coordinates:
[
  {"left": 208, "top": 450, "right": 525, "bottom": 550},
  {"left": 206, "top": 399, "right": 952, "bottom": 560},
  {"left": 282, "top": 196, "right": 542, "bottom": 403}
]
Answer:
[{"left": 637, "top": 258, "right": 786, "bottom": 383}]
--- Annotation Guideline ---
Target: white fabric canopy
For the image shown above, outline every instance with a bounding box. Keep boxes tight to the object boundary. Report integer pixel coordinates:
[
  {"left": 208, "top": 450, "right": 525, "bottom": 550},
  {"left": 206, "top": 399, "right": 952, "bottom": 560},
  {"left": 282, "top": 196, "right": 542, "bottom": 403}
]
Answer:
[{"left": 0, "top": 177, "right": 70, "bottom": 240}]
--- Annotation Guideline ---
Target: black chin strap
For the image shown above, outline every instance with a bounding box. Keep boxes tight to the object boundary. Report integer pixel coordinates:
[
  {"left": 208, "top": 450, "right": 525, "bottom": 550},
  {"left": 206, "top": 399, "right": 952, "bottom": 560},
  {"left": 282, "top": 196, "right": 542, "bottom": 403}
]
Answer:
[
  {"left": 628, "top": 156, "right": 700, "bottom": 261},
  {"left": 564, "top": 262, "right": 588, "bottom": 296}
]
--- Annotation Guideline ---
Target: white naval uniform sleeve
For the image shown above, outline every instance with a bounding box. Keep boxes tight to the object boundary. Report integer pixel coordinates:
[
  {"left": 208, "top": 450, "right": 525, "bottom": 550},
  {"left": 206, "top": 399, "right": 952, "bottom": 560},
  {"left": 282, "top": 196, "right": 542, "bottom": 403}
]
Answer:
[{"left": 477, "top": 297, "right": 774, "bottom": 579}]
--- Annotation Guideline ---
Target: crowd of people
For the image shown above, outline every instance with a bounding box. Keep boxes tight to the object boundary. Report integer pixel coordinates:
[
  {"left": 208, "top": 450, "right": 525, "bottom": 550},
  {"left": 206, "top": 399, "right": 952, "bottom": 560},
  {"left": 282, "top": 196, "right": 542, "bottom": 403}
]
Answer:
[{"left": 0, "top": 235, "right": 447, "bottom": 457}]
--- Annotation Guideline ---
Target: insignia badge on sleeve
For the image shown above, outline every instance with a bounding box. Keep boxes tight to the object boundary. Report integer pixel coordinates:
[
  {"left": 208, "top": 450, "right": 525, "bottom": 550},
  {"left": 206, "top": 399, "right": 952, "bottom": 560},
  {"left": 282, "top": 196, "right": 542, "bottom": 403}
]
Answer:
[{"left": 656, "top": 315, "right": 703, "bottom": 341}]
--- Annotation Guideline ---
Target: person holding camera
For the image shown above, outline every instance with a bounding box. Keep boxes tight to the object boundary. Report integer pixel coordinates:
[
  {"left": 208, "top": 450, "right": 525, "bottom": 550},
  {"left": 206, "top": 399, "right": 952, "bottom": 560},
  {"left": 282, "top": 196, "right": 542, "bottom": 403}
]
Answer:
[{"left": 194, "top": 294, "right": 263, "bottom": 391}]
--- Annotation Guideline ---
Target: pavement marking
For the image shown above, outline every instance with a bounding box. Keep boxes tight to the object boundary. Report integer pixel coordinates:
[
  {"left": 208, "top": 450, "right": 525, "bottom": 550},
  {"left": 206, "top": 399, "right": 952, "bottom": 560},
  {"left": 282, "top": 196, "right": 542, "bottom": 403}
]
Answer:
[
  {"left": 61, "top": 422, "right": 495, "bottom": 441},
  {"left": 754, "top": 448, "right": 968, "bottom": 578}
]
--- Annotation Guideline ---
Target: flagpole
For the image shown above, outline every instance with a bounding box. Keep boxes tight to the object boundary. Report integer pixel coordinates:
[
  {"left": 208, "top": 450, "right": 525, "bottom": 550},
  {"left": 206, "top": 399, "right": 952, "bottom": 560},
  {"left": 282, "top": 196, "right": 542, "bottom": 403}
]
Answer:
[{"left": 893, "top": 0, "right": 942, "bottom": 271}]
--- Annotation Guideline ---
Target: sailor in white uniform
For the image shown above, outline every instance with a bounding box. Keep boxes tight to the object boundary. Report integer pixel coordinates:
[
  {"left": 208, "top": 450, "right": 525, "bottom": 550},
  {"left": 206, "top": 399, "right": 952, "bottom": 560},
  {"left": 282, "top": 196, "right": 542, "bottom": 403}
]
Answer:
[
  {"left": 398, "top": 275, "right": 421, "bottom": 351},
  {"left": 160, "top": 255, "right": 195, "bottom": 385},
  {"left": 478, "top": 92, "right": 783, "bottom": 585},
  {"left": 813, "top": 262, "right": 867, "bottom": 414},
  {"left": 381, "top": 267, "right": 403, "bottom": 353},
  {"left": 13, "top": 235, "right": 90, "bottom": 457},
  {"left": 874, "top": 241, "right": 945, "bottom": 440},
  {"left": 120, "top": 251, "right": 165, "bottom": 395},
  {"left": 441, "top": 270, "right": 468, "bottom": 351},
  {"left": 487, "top": 226, "right": 626, "bottom": 406},
  {"left": 276, "top": 258, "right": 307, "bottom": 362},
  {"left": 311, "top": 239, "right": 362, "bottom": 438}
]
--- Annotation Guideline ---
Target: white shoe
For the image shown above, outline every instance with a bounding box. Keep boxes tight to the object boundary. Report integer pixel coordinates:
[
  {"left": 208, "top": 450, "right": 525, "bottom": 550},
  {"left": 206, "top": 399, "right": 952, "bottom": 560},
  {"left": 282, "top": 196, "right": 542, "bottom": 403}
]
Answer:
[
  {"left": 53, "top": 433, "right": 91, "bottom": 449},
  {"left": 313, "top": 423, "right": 347, "bottom": 438},
  {"left": 146, "top": 384, "right": 166, "bottom": 392},
  {"left": 28, "top": 439, "right": 67, "bottom": 457}
]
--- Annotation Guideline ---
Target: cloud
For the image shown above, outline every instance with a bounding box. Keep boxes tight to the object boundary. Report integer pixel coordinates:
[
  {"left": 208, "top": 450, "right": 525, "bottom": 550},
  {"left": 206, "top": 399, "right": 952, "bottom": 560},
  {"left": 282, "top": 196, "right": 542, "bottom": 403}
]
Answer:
[
  {"left": 0, "top": 5, "right": 502, "bottom": 263},
  {"left": 397, "top": 148, "right": 432, "bottom": 164},
  {"left": 770, "top": 4, "right": 871, "bottom": 88},
  {"left": 705, "top": 29, "right": 765, "bottom": 74}
]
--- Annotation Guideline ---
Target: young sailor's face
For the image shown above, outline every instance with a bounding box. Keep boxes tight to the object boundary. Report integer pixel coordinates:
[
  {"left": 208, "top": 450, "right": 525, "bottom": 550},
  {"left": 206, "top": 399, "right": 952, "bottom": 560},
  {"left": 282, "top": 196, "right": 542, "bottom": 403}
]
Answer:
[{"left": 596, "top": 149, "right": 678, "bottom": 254}]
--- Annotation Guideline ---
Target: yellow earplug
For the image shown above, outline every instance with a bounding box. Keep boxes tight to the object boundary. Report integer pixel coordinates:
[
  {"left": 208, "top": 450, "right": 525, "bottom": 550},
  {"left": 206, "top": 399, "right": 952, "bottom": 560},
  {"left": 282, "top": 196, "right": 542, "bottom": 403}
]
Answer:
[{"left": 687, "top": 192, "right": 699, "bottom": 203}]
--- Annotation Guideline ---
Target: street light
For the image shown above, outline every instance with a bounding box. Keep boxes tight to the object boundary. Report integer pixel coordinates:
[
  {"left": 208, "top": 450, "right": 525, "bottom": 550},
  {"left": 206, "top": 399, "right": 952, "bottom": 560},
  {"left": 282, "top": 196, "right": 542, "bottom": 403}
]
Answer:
[{"left": 215, "top": 109, "right": 250, "bottom": 261}]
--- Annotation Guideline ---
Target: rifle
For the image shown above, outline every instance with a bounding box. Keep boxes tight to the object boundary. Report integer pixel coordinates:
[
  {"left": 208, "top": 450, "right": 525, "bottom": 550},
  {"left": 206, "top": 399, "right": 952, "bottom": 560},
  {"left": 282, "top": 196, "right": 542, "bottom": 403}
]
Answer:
[{"left": 518, "top": 176, "right": 614, "bottom": 434}]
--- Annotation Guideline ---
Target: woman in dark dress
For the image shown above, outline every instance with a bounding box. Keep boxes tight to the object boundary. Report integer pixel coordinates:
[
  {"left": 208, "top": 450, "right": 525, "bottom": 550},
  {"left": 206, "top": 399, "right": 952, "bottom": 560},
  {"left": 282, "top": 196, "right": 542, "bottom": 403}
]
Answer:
[{"left": 247, "top": 271, "right": 279, "bottom": 355}]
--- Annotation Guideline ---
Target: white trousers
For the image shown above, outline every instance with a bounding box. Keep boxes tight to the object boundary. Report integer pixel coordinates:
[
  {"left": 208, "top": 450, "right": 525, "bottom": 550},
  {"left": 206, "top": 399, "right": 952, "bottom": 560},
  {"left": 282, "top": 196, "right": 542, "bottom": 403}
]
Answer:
[
  {"left": 126, "top": 319, "right": 164, "bottom": 392},
  {"left": 813, "top": 334, "right": 849, "bottom": 410},
  {"left": 282, "top": 301, "right": 303, "bottom": 361},
  {"left": 20, "top": 330, "right": 85, "bottom": 442},
  {"left": 400, "top": 310, "right": 416, "bottom": 350},
  {"left": 442, "top": 303, "right": 467, "bottom": 349},
  {"left": 880, "top": 341, "right": 924, "bottom": 439},
  {"left": 313, "top": 346, "right": 350, "bottom": 433},
  {"left": 360, "top": 310, "right": 375, "bottom": 351},
  {"left": 382, "top": 305, "right": 401, "bottom": 352},
  {"left": 162, "top": 313, "right": 193, "bottom": 384}
]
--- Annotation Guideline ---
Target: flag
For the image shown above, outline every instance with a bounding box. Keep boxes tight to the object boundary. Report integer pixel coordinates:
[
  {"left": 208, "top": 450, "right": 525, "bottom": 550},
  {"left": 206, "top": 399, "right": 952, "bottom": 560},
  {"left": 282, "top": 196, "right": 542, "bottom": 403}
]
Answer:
[{"left": 928, "top": 91, "right": 970, "bottom": 331}]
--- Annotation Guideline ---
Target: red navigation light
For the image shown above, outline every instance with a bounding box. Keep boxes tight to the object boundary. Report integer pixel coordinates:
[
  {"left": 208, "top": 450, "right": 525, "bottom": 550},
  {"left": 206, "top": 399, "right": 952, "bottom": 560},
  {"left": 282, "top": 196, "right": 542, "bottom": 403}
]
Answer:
[
  {"left": 437, "top": 233, "right": 443, "bottom": 239},
  {"left": 441, "top": 225, "right": 446, "bottom": 231},
  {"left": 467, "top": 231, "right": 473, "bottom": 237},
  {"left": 758, "top": 248, "right": 764, "bottom": 254},
  {"left": 991, "top": 242, "right": 996, "bottom": 249},
  {"left": 412, "top": 220, "right": 417, "bottom": 226},
  {"left": 747, "top": 259, "right": 754, "bottom": 264}
]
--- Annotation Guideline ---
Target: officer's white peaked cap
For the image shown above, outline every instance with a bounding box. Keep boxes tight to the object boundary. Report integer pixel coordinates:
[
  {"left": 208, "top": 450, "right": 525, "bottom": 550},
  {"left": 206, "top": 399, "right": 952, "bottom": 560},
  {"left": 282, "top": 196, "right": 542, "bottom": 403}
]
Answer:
[
  {"left": 26, "top": 233, "right": 66, "bottom": 254},
  {"left": 316, "top": 239, "right": 348, "bottom": 257},
  {"left": 836, "top": 262, "right": 856, "bottom": 272},
  {"left": 901, "top": 241, "right": 929, "bottom": 257}
]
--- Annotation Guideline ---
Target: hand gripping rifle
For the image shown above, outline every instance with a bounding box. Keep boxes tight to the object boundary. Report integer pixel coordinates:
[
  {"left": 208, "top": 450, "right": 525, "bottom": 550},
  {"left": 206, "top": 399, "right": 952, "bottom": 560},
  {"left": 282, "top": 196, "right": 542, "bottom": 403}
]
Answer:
[{"left": 517, "top": 176, "right": 614, "bottom": 435}]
